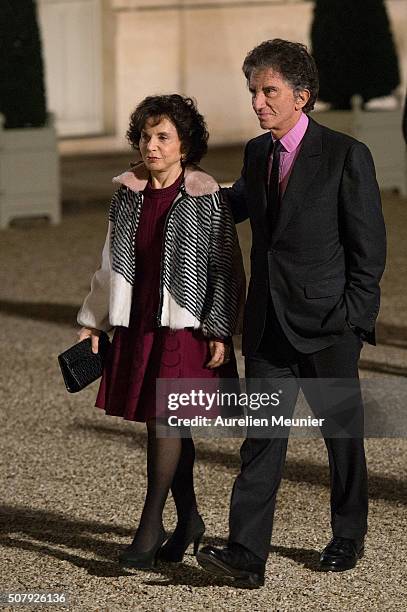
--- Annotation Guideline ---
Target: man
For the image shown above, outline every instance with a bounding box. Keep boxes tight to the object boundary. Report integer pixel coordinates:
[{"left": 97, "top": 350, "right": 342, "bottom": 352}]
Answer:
[{"left": 197, "top": 39, "right": 386, "bottom": 588}]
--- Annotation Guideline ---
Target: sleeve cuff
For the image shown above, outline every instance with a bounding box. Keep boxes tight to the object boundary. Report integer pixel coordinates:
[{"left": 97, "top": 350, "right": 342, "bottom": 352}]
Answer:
[{"left": 208, "top": 335, "right": 232, "bottom": 345}]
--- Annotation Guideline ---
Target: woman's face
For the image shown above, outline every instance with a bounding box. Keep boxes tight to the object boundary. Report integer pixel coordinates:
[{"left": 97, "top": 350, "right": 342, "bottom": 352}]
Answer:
[{"left": 139, "top": 115, "right": 183, "bottom": 174}]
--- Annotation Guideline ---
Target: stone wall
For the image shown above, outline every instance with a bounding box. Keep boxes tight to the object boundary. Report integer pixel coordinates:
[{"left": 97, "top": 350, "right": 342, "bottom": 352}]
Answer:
[{"left": 111, "top": 0, "right": 407, "bottom": 145}]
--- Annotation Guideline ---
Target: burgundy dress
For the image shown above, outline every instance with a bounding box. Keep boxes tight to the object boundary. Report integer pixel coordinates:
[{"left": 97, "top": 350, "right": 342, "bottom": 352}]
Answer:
[{"left": 95, "top": 173, "right": 237, "bottom": 422}]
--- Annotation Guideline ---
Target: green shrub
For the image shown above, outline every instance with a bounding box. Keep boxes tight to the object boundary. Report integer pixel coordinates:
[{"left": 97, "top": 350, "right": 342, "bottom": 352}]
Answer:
[
  {"left": 311, "top": 0, "right": 400, "bottom": 109},
  {"left": 0, "top": 0, "right": 47, "bottom": 128}
]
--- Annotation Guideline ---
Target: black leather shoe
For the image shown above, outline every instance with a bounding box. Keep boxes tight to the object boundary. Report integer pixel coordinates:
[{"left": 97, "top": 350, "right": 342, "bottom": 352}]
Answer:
[
  {"left": 197, "top": 543, "right": 265, "bottom": 588},
  {"left": 158, "top": 514, "right": 205, "bottom": 563},
  {"left": 320, "top": 536, "right": 365, "bottom": 571},
  {"left": 118, "top": 526, "right": 167, "bottom": 569}
]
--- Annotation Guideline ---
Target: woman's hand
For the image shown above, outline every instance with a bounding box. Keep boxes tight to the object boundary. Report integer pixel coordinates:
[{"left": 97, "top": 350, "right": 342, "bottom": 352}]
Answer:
[
  {"left": 206, "top": 339, "right": 231, "bottom": 369},
  {"left": 77, "top": 327, "right": 101, "bottom": 354}
]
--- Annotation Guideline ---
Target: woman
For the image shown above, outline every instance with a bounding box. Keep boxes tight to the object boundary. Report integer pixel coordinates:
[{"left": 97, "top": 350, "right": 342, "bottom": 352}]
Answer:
[{"left": 77, "top": 94, "right": 245, "bottom": 569}]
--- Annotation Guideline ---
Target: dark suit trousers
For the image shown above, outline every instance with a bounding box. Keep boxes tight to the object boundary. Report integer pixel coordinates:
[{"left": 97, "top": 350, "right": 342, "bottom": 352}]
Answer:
[{"left": 229, "top": 302, "right": 368, "bottom": 561}]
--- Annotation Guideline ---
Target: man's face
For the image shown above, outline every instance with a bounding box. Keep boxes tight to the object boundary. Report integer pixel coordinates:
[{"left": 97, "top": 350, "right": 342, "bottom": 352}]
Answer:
[{"left": 248, "top": 67, "right": 307, "bottom": 137}]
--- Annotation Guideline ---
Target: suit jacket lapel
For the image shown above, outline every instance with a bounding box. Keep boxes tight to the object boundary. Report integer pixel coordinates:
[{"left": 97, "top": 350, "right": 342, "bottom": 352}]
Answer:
[
  {"left": 271, "top": 118, "right": 323, "bottom": 246},
  {"left": 251, "top": 133, "right": 273, "bottom": 239}
]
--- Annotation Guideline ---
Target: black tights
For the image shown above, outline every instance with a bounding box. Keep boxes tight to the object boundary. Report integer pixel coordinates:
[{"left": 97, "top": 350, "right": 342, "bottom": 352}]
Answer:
[{"left": 130, "top": 420, "right": 198, "bottom": 551}]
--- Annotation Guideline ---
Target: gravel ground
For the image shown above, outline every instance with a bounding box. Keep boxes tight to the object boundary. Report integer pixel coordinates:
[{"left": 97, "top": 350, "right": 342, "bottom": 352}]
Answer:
[{"left": 0, "top": 156, "right": 406, "bottom": 611}]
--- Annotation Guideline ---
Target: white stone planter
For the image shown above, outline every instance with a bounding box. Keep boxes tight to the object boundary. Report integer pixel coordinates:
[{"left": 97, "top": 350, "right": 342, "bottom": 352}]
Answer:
[
  {"left": 0, "top": 113, "right": 61, "bottom": 229},
  {"left": 313, "top": 97, "right": 407, "bottom": 196}
]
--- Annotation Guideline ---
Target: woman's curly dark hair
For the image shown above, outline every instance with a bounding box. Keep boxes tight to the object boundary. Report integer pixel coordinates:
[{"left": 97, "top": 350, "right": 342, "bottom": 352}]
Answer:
[{"left": 126, "top": 94, "right": 209, "bottom": 165}]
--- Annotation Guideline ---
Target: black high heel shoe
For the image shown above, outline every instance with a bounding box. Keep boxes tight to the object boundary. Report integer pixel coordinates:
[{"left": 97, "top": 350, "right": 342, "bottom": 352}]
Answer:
[
  {"left": 158, "top": 514, "right": 205, "bottom": 563},
  {"left": 118, "top": 525, "right": 167, "bottom": 569}
]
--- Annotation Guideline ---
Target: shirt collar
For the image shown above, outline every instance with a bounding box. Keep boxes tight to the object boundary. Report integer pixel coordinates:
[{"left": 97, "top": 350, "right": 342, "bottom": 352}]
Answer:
[{"left": 271, "top": 112, "right": 309, "bottom": 153}]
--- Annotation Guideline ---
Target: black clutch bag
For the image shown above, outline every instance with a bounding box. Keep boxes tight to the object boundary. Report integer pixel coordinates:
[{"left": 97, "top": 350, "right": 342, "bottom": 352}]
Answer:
[{"left": 58, "top": 331, "right": 111, "bottom": 393}]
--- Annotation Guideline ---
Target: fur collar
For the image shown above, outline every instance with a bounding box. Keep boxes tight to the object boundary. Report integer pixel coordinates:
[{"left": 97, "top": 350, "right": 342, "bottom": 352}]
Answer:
[{"left": 113, "top": 162, "right": 219, "bottom": 197}]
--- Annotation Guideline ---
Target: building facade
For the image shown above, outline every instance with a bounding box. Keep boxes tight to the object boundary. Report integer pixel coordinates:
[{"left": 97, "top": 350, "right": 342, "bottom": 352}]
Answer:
[{"left": 37, "top": 0, "right": 407, "bottom": 145}]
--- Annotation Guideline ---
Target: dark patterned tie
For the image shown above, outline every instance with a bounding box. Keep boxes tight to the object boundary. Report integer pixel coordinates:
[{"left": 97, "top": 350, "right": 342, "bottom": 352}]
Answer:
[{"left": 267, "top": 139, "right": 283, "bottom": 230}]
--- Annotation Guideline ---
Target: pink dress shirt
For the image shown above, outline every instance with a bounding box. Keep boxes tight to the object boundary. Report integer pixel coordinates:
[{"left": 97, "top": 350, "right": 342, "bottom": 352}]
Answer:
[{"left": 268, "top": 112, "right": 309, "bottom": 198}]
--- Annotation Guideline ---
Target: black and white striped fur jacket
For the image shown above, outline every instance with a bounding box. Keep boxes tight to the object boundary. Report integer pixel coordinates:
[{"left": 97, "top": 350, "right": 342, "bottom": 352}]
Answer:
[{"left": 77, "top": 162, "right": 246, "bottom": 338}]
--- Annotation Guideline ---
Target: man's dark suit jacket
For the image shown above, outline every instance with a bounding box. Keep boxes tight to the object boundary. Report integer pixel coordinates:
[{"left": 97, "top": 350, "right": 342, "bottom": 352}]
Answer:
[{"left": 224, "top": 116, "right": 387, "bottom": 356}]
